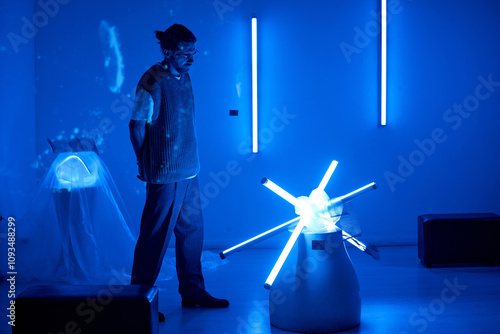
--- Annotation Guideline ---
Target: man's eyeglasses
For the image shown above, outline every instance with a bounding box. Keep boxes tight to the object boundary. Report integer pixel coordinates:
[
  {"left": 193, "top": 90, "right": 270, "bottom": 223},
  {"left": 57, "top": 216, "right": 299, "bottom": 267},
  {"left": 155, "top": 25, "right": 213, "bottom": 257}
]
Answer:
[{"left": 174, "top": 49, "right": 200, "bottom": 60}]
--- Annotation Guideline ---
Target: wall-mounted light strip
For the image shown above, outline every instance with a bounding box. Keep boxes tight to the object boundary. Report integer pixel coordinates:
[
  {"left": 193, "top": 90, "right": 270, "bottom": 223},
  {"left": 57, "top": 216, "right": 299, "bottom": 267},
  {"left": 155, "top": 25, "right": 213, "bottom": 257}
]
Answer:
[
  {"left": 252, "top": 17, "right": 258, "bottom": 152},
  {"left": 381, "top": 0, "right": 387, "bottom": 126}
]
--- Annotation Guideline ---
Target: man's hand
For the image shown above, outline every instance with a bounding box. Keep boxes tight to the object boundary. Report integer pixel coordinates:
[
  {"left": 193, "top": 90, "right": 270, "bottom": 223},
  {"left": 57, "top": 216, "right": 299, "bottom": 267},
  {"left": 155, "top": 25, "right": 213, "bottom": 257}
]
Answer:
[
  {"left": 130, "top": 119, "right": 147, "bottom": 181},
  {"left": 137, "top": 161, "right": 146, "bottom": 181}
]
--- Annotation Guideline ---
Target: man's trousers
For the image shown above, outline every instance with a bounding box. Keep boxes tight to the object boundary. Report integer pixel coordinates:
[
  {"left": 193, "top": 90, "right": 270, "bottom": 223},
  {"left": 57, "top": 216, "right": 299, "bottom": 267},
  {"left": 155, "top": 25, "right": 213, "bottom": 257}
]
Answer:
[{"left": 131, "top": 177, "right": 205, "bottom": 299}]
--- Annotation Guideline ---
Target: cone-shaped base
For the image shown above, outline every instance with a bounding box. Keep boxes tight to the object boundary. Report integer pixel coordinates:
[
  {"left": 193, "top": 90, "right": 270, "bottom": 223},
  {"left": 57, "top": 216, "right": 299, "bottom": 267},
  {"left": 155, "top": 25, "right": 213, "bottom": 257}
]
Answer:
[{"left": 269, "top": 230, "right": 361, "bottom": 333}]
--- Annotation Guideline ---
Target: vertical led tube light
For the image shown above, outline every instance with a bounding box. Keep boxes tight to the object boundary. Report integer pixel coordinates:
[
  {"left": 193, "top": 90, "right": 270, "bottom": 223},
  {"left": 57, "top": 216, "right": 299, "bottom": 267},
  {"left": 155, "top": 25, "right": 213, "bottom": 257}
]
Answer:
[
  {"left": 381, "top": 0, "right": 387, "bottom": 126},
  {"left": 252, "top": 17, "right": 258, "bottom": 152}
]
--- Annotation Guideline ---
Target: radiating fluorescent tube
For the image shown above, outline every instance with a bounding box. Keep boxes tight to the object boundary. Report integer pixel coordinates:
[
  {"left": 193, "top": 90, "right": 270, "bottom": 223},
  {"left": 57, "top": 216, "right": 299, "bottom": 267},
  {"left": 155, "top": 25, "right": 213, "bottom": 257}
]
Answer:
[
  {"left": 261, "top": 178, "right": 301, "bottom": 208},
  {"left": 220, "top": 217, "right": 300, "bottom": 259},
  {"left": 342, "top": 230, "right": 367, "bottom": 251},
  {"left": 264, "top": 219, "right": 306, "bottom": 289},
  {"left": 252, "top": 17, "right": 258, "bottom": 152},
  {"left": 381, "top": 0, "right": 387, "bottom": 126},
  {"left": 328, "top": 182, "right": 377, "bottom": 206},
  {"left": 318, "top": 160, "right": 338, "bottom": 191}
]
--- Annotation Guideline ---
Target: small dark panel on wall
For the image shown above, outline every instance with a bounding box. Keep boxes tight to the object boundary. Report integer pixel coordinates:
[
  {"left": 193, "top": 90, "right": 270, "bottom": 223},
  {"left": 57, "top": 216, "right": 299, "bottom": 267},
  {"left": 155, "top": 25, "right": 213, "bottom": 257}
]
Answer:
[{"left": 230, "top": 110, "right": 238, "bottom": 116}]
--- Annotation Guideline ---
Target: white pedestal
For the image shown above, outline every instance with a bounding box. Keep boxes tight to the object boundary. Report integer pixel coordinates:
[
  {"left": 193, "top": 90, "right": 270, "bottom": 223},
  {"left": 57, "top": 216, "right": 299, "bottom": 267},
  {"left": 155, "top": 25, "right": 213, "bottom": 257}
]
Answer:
[{"left": 269, "top": 230, "right": 361, "bottom": 333}]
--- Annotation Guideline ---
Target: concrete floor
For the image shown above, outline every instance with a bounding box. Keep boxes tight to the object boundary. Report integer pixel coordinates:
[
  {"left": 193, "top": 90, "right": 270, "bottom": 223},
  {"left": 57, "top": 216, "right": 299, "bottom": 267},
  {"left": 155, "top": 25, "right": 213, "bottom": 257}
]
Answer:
[{"left": 2, "top": 246, "right": 500, "bottom": 333}]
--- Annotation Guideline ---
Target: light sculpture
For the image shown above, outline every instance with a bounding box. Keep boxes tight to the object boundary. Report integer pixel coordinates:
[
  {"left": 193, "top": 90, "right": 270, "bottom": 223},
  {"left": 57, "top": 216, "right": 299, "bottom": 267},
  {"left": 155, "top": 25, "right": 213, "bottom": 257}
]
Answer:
[
  {"left": 55, "top": 154, "right": 97, "bottom": 188},
  {"left": 220, "top": 160, "right": 379, "bottom": 290}
]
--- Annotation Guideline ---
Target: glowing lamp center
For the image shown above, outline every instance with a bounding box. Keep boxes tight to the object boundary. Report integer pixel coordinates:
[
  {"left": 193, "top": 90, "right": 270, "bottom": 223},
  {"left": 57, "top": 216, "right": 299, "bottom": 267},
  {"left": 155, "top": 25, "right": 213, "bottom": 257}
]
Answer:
[{"left": 295, "top": 188, "right": 342, "bottom": 233}]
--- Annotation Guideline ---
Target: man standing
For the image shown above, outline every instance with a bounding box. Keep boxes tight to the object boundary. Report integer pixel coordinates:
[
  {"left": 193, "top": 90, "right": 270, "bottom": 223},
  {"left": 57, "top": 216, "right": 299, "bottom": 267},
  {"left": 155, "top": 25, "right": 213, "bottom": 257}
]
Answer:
[{"left": 129, "top": 24, "right": 229, "bottom": 318}]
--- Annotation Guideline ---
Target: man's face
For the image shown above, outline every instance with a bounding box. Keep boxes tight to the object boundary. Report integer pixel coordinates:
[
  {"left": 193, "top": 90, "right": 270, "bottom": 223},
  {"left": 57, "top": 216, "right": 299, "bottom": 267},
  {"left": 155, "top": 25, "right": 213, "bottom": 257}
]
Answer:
[{"left": 169, "top": 42, "right": 197, "bottom": 74}]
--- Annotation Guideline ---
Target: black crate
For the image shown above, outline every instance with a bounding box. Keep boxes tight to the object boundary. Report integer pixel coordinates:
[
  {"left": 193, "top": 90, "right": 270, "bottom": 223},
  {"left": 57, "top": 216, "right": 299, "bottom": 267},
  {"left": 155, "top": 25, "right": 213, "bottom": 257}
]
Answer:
[
  {"left": 418, "top": 213, "right": 500, "bottom": 267},
  {"left": 13, "top": 284, "right": 158, "bottom": 334}
]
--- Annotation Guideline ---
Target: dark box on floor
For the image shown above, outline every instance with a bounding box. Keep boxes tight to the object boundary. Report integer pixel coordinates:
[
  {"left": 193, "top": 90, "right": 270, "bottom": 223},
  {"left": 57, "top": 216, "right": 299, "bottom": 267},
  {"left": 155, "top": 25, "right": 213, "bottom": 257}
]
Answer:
[
  {"left": 418, "top": 213, "right": 500, "bottom": 267},
  {"left": 13, "top": 284, "right": 158, "bottom": 334}
]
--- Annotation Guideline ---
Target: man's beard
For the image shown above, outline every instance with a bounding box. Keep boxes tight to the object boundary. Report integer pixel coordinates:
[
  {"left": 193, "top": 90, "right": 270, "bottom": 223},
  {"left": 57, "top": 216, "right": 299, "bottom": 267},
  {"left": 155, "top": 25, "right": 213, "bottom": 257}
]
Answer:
[{"left": 176, "top": 61, "right": 193, "bottom": 74}]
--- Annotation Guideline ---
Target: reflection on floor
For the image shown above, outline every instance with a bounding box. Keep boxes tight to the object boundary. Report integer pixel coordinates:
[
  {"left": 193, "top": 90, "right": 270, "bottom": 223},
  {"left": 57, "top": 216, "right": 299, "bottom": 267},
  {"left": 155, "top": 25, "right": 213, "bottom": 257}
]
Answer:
[{"left": 1, "top": 246, "right": 499, "bottom": 334}]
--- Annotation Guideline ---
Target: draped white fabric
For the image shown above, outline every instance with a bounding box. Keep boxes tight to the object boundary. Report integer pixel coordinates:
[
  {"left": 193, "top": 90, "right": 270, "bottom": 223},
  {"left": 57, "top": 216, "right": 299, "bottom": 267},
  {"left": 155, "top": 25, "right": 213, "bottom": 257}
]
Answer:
[
  {"left": 15, "top": 151, "right": 171, "bottom": 284},
  {"left": 12, "top": 150, "right": 226, "bottom": 284}
]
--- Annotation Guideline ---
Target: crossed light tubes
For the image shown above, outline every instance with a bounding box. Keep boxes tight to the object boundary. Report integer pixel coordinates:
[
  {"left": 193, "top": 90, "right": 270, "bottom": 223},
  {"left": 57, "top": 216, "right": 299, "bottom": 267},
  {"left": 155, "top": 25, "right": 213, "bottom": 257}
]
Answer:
[{"left": 220, "top": 160, "right": 379, "bottom": 289}]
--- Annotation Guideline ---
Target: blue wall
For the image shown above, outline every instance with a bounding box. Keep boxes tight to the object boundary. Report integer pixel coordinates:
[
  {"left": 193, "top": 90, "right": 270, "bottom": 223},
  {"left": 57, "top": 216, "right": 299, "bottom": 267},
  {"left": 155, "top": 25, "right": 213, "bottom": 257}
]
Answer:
[
  {"left": 1, "top": 0, "right": 36, "bottom": 217},
  {"left": 2, "top": 0, "right": 500, "bottom": 248}
]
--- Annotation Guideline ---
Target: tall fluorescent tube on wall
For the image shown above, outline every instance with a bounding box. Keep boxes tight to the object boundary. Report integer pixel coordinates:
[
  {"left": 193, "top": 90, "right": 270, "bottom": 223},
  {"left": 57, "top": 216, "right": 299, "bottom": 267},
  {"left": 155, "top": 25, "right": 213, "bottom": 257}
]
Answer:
[
  {"left": 381, "top": 0, "right": 387, "bottom": 126},
  {"left": 252, "top": 17, "right": 258, "bottom": 152}
]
